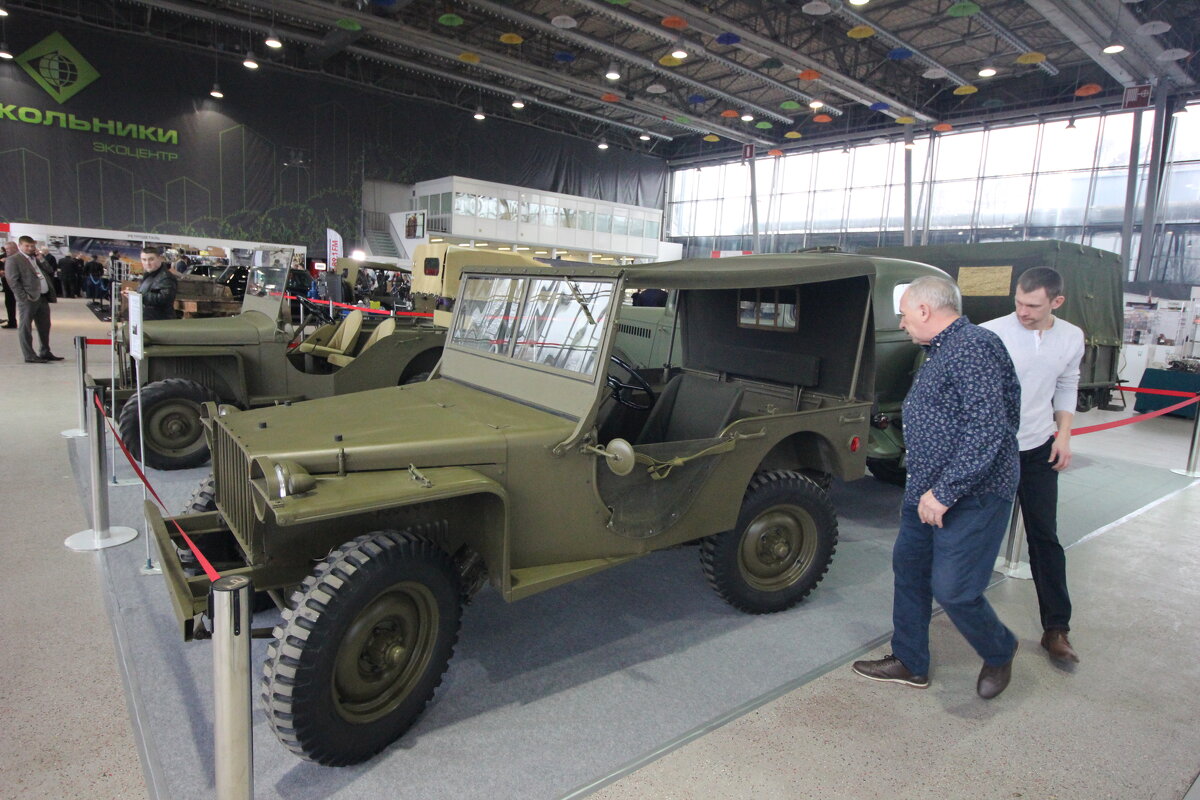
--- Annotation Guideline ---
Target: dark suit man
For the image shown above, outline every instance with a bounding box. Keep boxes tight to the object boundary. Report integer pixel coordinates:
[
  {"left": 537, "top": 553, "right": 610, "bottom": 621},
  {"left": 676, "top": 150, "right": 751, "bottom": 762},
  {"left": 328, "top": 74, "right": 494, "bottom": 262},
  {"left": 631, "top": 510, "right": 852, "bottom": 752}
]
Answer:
[
  {"left": 58, "top": 252, "right": 83, "bottom": 298},
  {"left": 0, "top": 242, "right": 18, "bottom": 327},
  {"left": 7, "top": 236, "right": 62, "bottom": 363}
]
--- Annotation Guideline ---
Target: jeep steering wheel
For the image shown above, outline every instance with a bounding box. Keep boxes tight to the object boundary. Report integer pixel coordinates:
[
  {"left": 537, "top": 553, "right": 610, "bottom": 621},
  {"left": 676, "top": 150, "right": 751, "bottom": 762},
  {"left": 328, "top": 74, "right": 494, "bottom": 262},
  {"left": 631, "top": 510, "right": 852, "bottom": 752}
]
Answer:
[{"left": 607, "top": 353, "right": 655, "bottom": 410}]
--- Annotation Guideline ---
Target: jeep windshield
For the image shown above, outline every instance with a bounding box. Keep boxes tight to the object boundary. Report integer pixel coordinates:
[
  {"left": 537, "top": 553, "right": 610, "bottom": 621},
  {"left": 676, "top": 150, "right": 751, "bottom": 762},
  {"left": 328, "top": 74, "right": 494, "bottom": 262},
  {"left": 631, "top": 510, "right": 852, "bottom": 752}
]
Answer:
[{"left": 441, "top": 273, "right": 619, "bottom": 419}]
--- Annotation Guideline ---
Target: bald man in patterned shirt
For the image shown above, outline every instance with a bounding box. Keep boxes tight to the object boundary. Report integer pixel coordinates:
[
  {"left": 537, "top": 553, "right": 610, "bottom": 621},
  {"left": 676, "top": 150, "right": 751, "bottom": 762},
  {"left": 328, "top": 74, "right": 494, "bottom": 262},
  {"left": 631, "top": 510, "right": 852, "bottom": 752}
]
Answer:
[{"left": 854, "top": 275, "right": 1022, "bottom": 700}]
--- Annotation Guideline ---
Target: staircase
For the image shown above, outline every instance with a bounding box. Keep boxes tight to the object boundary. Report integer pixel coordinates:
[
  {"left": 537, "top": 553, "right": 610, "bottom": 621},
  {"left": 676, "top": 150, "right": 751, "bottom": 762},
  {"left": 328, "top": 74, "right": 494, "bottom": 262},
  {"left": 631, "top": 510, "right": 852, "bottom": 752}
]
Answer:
[{"left": 366, "top": 229, "right": 400, "bottom": 258}]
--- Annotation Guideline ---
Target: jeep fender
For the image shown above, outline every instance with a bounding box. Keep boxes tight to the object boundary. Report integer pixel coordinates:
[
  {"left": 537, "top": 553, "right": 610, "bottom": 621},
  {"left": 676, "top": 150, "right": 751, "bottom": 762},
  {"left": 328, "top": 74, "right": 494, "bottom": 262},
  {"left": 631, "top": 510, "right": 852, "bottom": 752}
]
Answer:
[{"left": 262, "top": 466, "right": 511, "bottom": 597}]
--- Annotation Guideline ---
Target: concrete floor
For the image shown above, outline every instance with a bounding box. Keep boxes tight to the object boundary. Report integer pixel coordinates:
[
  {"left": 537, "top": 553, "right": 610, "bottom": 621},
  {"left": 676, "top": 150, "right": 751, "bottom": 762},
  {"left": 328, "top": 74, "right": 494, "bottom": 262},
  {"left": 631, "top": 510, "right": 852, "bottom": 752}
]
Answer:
[{"left": 2, "top": 298, "right": 1199, "bottom": 799}]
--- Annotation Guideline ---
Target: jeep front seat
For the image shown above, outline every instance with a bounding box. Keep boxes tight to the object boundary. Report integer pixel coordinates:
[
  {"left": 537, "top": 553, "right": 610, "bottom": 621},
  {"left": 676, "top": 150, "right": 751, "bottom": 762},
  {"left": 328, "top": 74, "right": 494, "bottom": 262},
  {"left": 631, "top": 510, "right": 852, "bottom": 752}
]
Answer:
[
  {"left": 298, "top": 309, "right": 364, "bottom": 360},
  {"left": 328, "top": 316, "right": 396, "bottom": 368},
  {"left": 636, "top": 373, "right": 744, "bottom": 445}
]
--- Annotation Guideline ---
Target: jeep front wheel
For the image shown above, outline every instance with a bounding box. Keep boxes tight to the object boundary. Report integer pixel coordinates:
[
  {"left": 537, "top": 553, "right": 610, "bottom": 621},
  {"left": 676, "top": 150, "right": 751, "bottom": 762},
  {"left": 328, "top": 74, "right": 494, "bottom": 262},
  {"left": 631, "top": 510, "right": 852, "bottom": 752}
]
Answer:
[
  {"left": 261, "top": 531, "right": 462, "bottom": 766},
  {"left": 701, "top": 471, "right": 837, "bottom": 614},
  {"left": 118, "top": 378, "right": 217, "bottom": 470}
]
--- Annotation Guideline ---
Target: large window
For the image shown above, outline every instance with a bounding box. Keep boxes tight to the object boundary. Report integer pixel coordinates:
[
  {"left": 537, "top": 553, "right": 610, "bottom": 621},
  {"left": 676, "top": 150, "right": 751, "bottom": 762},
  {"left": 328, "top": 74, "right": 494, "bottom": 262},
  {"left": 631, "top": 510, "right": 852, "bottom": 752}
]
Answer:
[{"left": 667, "top": 103, "right": 1200, "bottom": 281}]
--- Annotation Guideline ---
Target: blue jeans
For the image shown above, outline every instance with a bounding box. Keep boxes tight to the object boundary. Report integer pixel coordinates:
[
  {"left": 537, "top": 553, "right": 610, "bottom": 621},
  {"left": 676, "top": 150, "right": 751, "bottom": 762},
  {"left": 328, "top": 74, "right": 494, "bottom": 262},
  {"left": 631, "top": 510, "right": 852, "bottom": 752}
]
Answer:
[{"left": 892, "top": 494, "right": 1017, "bottom": 676}]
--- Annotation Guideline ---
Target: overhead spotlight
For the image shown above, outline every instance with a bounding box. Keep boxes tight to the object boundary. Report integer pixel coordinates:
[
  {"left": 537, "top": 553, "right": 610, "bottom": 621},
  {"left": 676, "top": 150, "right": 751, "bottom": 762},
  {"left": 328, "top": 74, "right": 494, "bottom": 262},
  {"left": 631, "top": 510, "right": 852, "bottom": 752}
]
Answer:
[
  {"left": 1173, "top": 104, "right": 1190, "bottom": 116},
  {"left": 605, "top": 62, "right": 621, "bottom": 81},
  {"left": 1065, "top": 117, "right": 1077, "bottom": 129},
  {"left": 511, "top": 97, "right": 526, "bottom": 109},
  {"left": 597, "top": 138, "right": 609, "bottom": 150},
  {"left": 638, "top": 131, "right": 652, "bottom": 141},
  {"left": 740, "top": 112, "right": 755, "bottom": 121},
  {"left": 978, "top": 65, "right": 997, "bottom": 77},
  {"left": 848, "top": 0, "right": 870, "bottom": 5},
  {"left": 264, "top": 29, "right": 283, "bottom": 49},
  {"left": 0, "top": 7, "right": 8, "bottom": 16},
  {"left": 243, "top": 50, "right": 259, "bottom": 69},
  {"left": 903, "top": 140, "right": 915, "bottom": 150},
  {"left": 473, "top": 106, "right": 486, "bottom": 120},
  {"left": 671, "top": 39, "right": 688, "bottom": 59},
  {"left": 808, "top": 99, "right": 824, "bottom": 109},
  {"left": 0, "top": 42, "right": 11, "bottom": 60},
  {"left": 209, "top": 83, "right": 224, "bottom": 99},
  {"left": 1102, "top": 41, "right": 1125, "bottom": 54},
  {"left": 350, "top": 249, "right": 366, "bottom": 261}
]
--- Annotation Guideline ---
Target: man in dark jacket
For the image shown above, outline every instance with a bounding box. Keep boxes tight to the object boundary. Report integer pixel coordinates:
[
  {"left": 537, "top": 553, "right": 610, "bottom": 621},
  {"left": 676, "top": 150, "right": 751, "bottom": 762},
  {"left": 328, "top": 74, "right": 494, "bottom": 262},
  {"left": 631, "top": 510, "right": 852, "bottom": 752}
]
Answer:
[
  {"left": 0, "top": 241, "right": 18, "bottom": 327},
  {"left": 57, "top": 252, "right": 83, "bottom": 298},
  {"left": 136, "top": 246, "right": 178, "bottom": 320}
]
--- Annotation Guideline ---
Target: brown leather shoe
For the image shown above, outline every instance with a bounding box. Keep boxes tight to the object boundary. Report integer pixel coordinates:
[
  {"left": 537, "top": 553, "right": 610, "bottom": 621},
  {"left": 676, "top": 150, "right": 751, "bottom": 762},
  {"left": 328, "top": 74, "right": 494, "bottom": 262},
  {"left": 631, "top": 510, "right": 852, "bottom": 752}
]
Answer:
[
  {"left": 977, "top": 645, "right": 1016, "bottom": 700},
  {"left": 1041, "top": 629, "right": 1079, "bottom": 663}
]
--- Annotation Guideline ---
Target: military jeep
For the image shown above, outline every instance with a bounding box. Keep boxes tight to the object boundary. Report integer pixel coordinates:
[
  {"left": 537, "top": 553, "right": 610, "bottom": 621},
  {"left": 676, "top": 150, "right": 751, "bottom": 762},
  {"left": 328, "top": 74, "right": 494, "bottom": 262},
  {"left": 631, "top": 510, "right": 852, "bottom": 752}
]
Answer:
[
  {"left": 103, "top": 263, "right": 445, "bottom": 470},
  {"left": 148, "top": 252, "right": 895, "bottom": 766}
]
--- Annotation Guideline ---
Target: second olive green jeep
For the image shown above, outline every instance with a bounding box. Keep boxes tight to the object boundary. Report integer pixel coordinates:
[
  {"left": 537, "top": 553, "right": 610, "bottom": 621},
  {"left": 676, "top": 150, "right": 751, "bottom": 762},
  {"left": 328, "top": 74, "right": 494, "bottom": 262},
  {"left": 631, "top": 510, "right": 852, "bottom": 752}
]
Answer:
[{"left": 148, "top": 251, "right": 920, "bottom": 766}]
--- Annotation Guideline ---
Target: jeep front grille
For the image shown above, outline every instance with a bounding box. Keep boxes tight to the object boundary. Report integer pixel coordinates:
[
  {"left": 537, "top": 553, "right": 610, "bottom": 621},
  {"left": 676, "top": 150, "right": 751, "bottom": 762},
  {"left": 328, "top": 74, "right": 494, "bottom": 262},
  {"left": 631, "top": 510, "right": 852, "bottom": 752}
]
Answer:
[{"left": 213, "top": 422, "right": 255, "bottom": 547}]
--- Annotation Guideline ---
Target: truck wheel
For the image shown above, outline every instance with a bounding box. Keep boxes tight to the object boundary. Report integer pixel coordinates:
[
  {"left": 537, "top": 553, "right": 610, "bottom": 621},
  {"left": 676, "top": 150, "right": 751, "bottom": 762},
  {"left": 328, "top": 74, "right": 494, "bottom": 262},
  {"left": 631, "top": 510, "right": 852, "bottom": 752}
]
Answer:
[
  {"left": 701, "top": 471, "right": 837, "bottom": 614},
  {"left": 865, "top": 457, "right": 907, "bottom": 487},
  {"left": 261, "top": 531, "right": 462, "bottom": 766},
  {"left": 118, "top": 378, "right": 217, "bottom": 470},
  {"left": 184, "top": 474, "right": 217, "bottom": 513}
]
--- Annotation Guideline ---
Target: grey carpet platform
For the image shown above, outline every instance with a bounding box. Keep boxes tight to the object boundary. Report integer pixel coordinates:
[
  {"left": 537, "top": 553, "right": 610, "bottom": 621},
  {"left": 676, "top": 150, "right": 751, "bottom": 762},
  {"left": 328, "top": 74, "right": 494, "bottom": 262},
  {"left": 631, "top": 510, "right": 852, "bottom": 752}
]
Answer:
[{"left": 69, "top": 437, "right": 1193, "bottom": 800}]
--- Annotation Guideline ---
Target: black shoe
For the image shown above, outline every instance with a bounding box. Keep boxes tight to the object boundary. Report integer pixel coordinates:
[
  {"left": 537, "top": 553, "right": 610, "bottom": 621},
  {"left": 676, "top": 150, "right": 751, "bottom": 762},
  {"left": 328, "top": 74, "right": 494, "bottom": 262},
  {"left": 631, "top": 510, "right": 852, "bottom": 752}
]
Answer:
[
  {"left": 25, "top": 357, "right": 48, "bottom": 363},
  {"left": 852, "top": 654, "right": 930, "bottom": 688},
  {"left": 977, "top": 645, "right": 1017, "bottom": 699},
  {"left": 40, "top": 353, "right": 64, "bottom": 361},
  {"left": 2, "top": 324, "right": 16, "bottom": 329}
]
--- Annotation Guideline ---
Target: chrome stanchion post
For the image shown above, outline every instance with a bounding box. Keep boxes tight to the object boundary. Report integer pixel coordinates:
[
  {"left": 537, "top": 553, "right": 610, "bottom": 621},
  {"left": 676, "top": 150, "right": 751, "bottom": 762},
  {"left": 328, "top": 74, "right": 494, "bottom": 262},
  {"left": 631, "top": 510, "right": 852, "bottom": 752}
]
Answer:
[
  {"left": 212, "top": 576, "right": 254, "bottom": 800},
  {"left": 994, "top": 499, "right": 1033, "bottom": 579},
  {"left": 61, "top": 335, "right": 88, "bottom": 438},
  {"left": 1170, "top": 395, "right": 1200, "bottom": 478},
  {"left": 65, "top": 386, "right": 138, "bottom": 551}
]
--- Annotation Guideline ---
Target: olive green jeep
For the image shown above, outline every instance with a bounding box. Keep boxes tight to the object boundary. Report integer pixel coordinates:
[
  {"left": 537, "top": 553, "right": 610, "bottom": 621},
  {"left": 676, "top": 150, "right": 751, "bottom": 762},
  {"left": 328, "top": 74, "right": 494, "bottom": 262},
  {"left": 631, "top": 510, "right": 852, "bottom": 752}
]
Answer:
[
  {"left": 148, "top": 251, "right": 908, "bottom": 766},
  {"left": 102, "top": 263, "right": 445, "bottom": 470}
]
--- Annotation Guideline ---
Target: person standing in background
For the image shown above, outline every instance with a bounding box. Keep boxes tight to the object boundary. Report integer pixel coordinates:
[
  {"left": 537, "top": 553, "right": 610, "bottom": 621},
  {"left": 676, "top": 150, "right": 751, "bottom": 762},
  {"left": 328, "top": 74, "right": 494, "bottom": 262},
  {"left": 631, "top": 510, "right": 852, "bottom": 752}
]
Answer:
[
  {"left": 7, "top": 236, "right": 62, "bottom": 362},
  {"left": 0, "top": 241, "right": 18, "bottom": 328},
  {"left": 981, "top": 267, "right": 1085, "bottom": 664}
]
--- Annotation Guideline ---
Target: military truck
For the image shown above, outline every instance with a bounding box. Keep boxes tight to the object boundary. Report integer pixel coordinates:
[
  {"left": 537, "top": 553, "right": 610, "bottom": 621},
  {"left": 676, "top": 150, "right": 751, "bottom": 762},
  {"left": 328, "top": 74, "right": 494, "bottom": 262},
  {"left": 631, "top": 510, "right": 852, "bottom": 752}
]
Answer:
[
  {"left": 147, "top": 251, "right": 928, "bottom": 766},
  {"left": 106, "top": 263, "right": 445, "bottom": 470}
]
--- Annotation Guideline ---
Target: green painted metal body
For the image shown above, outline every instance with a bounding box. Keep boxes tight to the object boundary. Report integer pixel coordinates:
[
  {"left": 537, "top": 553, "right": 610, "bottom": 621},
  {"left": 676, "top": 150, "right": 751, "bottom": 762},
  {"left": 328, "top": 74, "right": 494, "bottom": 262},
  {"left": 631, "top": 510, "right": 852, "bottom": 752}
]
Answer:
[{"left": 150, "top": 252, "right": 942, "bottom": 638}]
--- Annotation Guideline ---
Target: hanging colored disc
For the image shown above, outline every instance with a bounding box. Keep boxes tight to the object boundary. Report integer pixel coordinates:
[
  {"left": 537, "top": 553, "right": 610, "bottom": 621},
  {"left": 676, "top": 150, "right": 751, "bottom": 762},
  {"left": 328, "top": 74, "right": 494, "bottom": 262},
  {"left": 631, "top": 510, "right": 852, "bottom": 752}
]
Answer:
[
  {"left": 661, "top": 16, "right": 688, "bottom": 29},
  {"left": 499, "top": 33, "right": 524, "bottom": 45},
  {"left": 755, "top": 121, "right": 773, "bottom": 129},
  {"left": 659, "top": 55, "right": 683, "bottom": 66},
  {"left": 703, "top": 134, "right": 720, "bottom": 142},
  {"left": 688, "top": 94, "right": 707, "bottom": 104},
  {"left": 554, "top": 51, "right": 576, "bottom": 62},
  {"left": 869, "top": 101, "right": 890, "bottom": 111},
  {"left": 716, "top": 32, "right": 741, "bottom": 45},
  {"left": 813, "top": 113, "right": 833, "bottom": 123},
  {"left": 1074, "top": 83, "right": 1102, "bottom": 96},
  {"left": 888, "top": 47, "right": 914, "bottom": 60},
  {"left": 601, "top": 93, "right": 620, "bottom": 102},
  {"left": 784, "top": 131, "right": 803, "bottom": 139},
  {"left": 436, "top": 13, "right": 462, "bottom": 26},
  {"left": 946, "top": 2, "right": 981, "bottom": 17},
  {"left": 780, "top": 100, "right": 802, "bottom": 110},
  {"left": 798, "top": 69, "right": 821, "bottom": 81},
  {"left": 847, "top": 25, "right": 876, "bottom": 39},
  {"left": 1015, "top": 51, "right": 1046, "bottom": 64},
  {"left": 720, "top": 109, "right": 740, "bottom": 117},
  {"left": 458, "top": 52, "right": 480, "bottom": 64},
  {"left": 933, "top": 123, "right": 954, "bottom": 132},
  {"left": 895, "top": 116, "right": 916, "bottom": 124},
  {"left": 953, "top": 84, "right": 979, "bottom": 95},
  {"left": 768, "top": 149, "right": 784, "bottom": 156}
]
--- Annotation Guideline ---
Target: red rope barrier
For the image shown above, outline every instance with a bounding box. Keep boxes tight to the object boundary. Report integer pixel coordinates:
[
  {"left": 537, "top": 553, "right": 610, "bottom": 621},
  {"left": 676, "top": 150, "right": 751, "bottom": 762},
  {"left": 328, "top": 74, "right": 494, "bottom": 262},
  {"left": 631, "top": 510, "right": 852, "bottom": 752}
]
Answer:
[
  {"left": 93, "top": 394, "right": 221, "bottom": 582},
  {"left": 1072, "top": 394, "right": 1200, "bottom": 436},
  {"left": 276, "top": 291, "right": 433, "bottom": 318},
  {"left": 1116, "top": 385, "right": 1198, "bottom": 398},
  {"left": 85, "top": 338, "right": 112, "bottom": 345}
]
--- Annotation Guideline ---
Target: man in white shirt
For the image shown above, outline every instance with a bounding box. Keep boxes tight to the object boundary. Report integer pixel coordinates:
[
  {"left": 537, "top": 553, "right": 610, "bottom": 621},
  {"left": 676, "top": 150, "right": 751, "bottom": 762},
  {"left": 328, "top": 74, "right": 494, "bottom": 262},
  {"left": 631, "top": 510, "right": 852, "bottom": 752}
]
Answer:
[{"left": 981, "top": 267, "right": 1084, "bottom": 663}]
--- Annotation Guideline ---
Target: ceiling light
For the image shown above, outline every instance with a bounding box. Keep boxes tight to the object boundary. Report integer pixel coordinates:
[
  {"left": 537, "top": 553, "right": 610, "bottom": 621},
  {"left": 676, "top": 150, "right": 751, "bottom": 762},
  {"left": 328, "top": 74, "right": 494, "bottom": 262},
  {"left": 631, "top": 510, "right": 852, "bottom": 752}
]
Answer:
[
  {"left": 740, "top": 112, "right": 755, "bottom": 121},
  {"left": 638, "top": 131, "right": 652, "bottom": 141},
  {"left": 808, "top": 99, "right": 824, "bottom": 109},
  {"left": 903, "top": 141, "right": 915, "bottom": 150},
  {"left": 511, "top": 97, "right": 525, "bottom": 109},
  {"left": 1101, "top": 41, "right": 1125, "bottom": 54},
  {"left": 243, "top": 50, "right": 259, "bottom": 69},
  {"left": 1173, "top": 104, "right": 1189, "bottom": 116},
  {"left": 350, "top": 249, "right": 366, "bottom": 261},
  {"left": 671, "top": 40, "right": 688, "bottom": 59},
  {"left": 264, "top": 29, "right": 282, "bottom": 49},
  {"left": 597, "top": 138, "right": 609, "bottom": 150},
  {"left": 1065, "top": 117, "right": 1077, "bottom": 129},
  {"left": 978, "top": 65, "right": 997, "bottom": 77},
  {"left": 209, "top": 83, "right": 224, "bottom": 99},
  {"left": 0, "top": 43, "right": 11, "bottom": 60},
  {"left": 0, "top": 7, "right": 8, "bottom": 16},
  {"left": 473, "top": 106, "right": 486, "bottom": 120},
  {"left": 848, "top": 0, "right": 870, "bottom": 5},
  {"left": 605, "top": 62, "right": 621, "bottom": 81}
]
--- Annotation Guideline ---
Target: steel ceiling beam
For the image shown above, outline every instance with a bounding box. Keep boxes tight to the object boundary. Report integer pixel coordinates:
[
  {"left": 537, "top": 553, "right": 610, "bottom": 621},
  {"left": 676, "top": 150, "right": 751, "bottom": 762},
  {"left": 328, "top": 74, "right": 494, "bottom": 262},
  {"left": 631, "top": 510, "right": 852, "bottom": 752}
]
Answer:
[
  {"left": 636, "top": 0, "right": 936, "bottom": 122},
  {"left": 566, "top": 0, "right": 839, "bottom": 116}
]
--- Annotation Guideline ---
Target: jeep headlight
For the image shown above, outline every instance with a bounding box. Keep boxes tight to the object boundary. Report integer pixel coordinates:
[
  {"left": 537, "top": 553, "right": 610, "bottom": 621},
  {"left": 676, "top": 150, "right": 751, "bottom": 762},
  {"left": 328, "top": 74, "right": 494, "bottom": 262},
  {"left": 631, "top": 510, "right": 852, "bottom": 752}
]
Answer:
[{"left": 272, "top": 460, "right": 317, "bottom": 498}]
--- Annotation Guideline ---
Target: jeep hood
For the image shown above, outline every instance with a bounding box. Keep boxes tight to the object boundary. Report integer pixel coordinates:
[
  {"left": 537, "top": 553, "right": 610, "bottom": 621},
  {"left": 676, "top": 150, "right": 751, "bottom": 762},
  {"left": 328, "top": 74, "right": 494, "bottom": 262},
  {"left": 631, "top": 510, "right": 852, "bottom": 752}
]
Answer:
[
  {"left": 143, "top": 310, "right": 279, "bottom": 346},
  {"left": 213, "top": 378, "right": 572, "bottom": 473}
]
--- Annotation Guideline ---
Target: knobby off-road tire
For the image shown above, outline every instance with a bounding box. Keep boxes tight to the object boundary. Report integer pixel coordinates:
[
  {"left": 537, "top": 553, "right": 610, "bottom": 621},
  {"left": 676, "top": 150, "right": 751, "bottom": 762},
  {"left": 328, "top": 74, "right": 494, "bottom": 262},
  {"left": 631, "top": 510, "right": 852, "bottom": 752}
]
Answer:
[
  {"left": 865, "top": 457, "right": 907, "bottom": 487},
  {"left": 261, "top": 531, "right": 463, "bottom": 766},
  {"left": 701, "top": 471, "right": 838, "bottom": 614},
  {"left": 184, "top": 474, "right": 217, "bottom": 513},
  {"left": 118, "top": 378, "right": 217, "bottom": 471}
]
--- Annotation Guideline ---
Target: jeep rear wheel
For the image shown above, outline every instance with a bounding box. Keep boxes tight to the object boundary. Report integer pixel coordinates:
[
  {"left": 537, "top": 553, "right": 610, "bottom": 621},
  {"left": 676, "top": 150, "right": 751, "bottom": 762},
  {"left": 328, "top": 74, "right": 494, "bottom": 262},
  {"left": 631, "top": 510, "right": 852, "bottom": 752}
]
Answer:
[
  {"left": 261, "top": 531, "right": 462, "bottom": 766},
  {"left": 118, "top": 378, "right": 217, "bottom": 470},
  {"left": 701, "top": 471, "right": 837, "bottom": 614}
]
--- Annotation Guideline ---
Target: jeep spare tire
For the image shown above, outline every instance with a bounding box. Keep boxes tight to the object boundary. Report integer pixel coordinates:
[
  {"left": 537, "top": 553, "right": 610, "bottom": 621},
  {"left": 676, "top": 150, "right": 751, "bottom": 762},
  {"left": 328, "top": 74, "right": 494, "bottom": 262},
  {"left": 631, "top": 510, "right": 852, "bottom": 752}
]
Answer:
[{"left": 118, "top": 378, "right": 217, "bottom": 471}]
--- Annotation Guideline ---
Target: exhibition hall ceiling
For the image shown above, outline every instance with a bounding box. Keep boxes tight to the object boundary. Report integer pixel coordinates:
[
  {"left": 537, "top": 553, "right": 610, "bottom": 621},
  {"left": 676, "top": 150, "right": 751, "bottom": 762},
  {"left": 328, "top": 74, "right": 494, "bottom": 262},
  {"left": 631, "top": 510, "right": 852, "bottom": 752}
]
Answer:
[{"left": 5, "top": 0, "right": 1198, "bottom": 160}]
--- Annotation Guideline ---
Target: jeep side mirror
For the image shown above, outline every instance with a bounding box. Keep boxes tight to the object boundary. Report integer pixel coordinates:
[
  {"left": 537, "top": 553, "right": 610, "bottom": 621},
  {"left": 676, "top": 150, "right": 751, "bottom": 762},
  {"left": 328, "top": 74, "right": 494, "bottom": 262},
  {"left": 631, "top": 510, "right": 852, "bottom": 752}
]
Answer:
[{"left": 585, "top": 438, "right": 636, "bottom": 476}]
